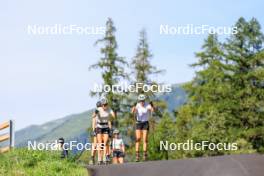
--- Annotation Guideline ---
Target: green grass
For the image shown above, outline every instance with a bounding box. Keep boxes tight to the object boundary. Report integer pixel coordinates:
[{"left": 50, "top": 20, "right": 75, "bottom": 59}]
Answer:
[{"left": 0, "top": 149, "right": 88, "bottom": 176}]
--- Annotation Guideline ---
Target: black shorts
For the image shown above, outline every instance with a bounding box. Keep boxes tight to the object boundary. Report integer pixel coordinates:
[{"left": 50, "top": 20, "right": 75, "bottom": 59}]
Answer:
[
  {"left": 113, "top": 150, "right": 124, "bottom": 158},
  {"left": 136, "top": 121, "right": 149, "bottom": 130},
  {"left": 96, "top": 127, "right": 110, "bottom": 134}
]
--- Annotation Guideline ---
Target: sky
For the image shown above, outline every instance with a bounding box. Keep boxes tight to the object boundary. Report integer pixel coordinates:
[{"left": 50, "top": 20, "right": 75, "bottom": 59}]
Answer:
[{"left": 1, "top": 0, "right": 264, "bottom": 130}]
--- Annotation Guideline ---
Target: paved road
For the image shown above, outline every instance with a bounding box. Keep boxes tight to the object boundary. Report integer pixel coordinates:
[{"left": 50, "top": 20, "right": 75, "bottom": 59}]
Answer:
[{"left": 87, "top": 154, "right": 264, "bottom": 176}]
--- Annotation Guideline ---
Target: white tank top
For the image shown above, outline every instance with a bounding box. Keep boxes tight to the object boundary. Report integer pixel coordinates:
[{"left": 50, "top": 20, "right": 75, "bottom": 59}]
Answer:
[
  {"left": 135, "top": 103, "right": 152, "bottom": 122},
  {"left": 96, "top": 107, "right": 113, "bottom": 128},
  {"left": 112, "top": 138, "right": 124, "bottom": 150}
]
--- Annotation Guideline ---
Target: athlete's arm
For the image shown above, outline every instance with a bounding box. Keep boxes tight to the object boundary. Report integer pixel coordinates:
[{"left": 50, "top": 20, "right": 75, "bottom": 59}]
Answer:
[
  {"left": 111, "top": 110, "right": 116, "bottom": 119},
  {"left": 108, "top": 121, "right": 112, "bottom": 129},
  {"left": 110, "top": 110, "right": 115, "bottom": 129},
  {"left": 92, "top": 111, "right": 97, "bottom": 118},
  {"left": 148, "top": 102, "right": 155, "bottom": 113},
  {"left": 92, "top": 112, "right": 96, "bottom": 131},
  {"left": 131, "top": 103, "right": 137, "bottom": 114}
]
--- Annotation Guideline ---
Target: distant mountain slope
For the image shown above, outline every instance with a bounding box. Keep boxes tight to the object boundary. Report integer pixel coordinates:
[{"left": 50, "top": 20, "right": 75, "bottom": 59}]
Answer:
[
  {"left": 15, "top": 116, "right": 71, "bottom": 146},
  {"left": 15, "top": 84, "right": 187, "bottom": 147},
  {"left": 37, "top": 111, "right": 92, "bottom": 142},
  {"left": 15, "top": 110, "right": 92, "bottom": 147},
  {"left": 159, "top": 83, "right": 187, "bottom": 112}
]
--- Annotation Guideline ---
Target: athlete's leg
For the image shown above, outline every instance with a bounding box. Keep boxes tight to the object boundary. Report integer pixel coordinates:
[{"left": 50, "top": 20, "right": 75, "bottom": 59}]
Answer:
[
  {"left": 91, "top": 136, "right": 97, "bottom": 156},
  {"left": 113, "top": 157, "right": 118, "bottom": 164},
  {"left": 90, "top": 136, "right": 97, "bottom": 164},
  {"left": 106, "top": 143, "right": 110, "bottom": 155},
  {"left": 97, "top": 133, "right": 103, "bottom": 163},
  {"left": 142, "top": 130, "right": 148, "bottom": 151},
  {"left": 135, "top": 129, "right": 142, "bottom": 151},
  {"left": 102, "top": 133, "right": 109, "bottom": 162},
  {"left": 118, "top": 157, "right": 124, "bottom": 164},
  {"left": 106, "top": 139, "right": 111, "bottom": 162},
  {"left": 142, "top": 129, "right": 148, "bottom": 160},
  {"left": 135, "top": 129, "right": 141, "bottom": 161}
]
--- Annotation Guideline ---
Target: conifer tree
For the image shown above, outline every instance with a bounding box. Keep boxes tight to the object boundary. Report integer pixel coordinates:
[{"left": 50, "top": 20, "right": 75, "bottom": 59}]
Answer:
[
  {"left": 176, "top": 34, "right": 230, "bottom": 156},
  {"left": 120, "top": 30, "right": 166, "bottom": 153},
  {"left": 89, "top": 18, "right": 128, "bottom": 125},
  {"left": 175, "top": 18, "right": 264, "bottom": 157},
  {"left": 130, "top": 29, "right": 166, "bottom": 110},
  {"left": 224, "top": 17, "right": 264, "bottom": 152}
]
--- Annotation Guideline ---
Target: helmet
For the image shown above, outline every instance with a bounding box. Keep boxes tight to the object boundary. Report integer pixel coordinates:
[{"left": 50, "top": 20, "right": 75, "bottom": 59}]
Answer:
[
  {"left": 96, "top": 101, "right": 102, "bottom": 108},
  {"left": 101, "top": 98, "right": 108, "bottom": 105},
  {"left": 113, "top": 129, "right": 120, "bottom": 134},
  {"left": 58, "top": 137, "right": 64, "bottom": 144},
  {"left": 138, "top": 94, "right": 146, "bottom": 101}
]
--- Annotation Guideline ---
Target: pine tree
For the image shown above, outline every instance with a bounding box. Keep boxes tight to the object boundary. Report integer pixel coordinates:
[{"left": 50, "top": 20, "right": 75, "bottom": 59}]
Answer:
[
  {"left": 175, "top": 18, "right": 264, "bottom": 157},
  {"left": 120, "top": 30, "right": 166, "bottom": 157},
  {"left": 89, "top": 18, "right": 128, "bottom": 125},
  {"left": 176, "top": 34, "right": 231, "bottom": 157},
  {"left": 224, "top": 17, "right": 264, "bottom": 152},
  {"left": 148, "top": 112, "right": 176, "bottom": 160},
  {"left": 131, "top": 29, "right": 163, "bottom": 93},
  {"left": 131, "top": 29, "right": 166, "bottom": 110}
]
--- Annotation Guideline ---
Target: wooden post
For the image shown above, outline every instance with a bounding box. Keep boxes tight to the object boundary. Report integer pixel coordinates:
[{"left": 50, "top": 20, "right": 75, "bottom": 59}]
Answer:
[
  {"left": 0, "top": 134, "right": 10, "bottom": 142},
  {"left": 9, "top": 120, "right": 15, "bottom": 148},
  {"left": 0, "top": 146, "right": 10, "bottom": 153},
  {"left": 0, "top": 121, "right": 9, "bottom": 130},
  {"left": 0, "top": 120, "right": 15, "bottom": 153}
]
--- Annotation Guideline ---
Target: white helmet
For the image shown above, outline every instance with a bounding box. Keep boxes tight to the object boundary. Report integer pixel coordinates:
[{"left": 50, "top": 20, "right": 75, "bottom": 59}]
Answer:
[
  {"left": 101, "top": 98, "right": 108, "bottom": 105},
  {"left": 113, "top": 129, "right": 120, "bottom": 134},
  {"left": 138, "top": 94, "right": 146, "bottom": 101}
]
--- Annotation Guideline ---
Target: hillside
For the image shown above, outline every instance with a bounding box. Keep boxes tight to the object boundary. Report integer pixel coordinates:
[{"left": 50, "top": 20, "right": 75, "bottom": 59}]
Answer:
[
  {"left": 15, "top": 116, "right": 72, "bottom": 146},
  {"left": 15, "top": 84, "right": 187, "bottom": 147},
  {"left": 159, "top": 83, "right": 187, "bottom": 112},
  {"left": 15, "top": 111, "right": 93, "bottom": 147}
]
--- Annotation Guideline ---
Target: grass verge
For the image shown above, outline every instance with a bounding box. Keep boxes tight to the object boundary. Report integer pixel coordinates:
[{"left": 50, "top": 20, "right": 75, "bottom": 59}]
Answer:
[{"left": 0, "top": 148, "right": 88, "bottom": 176}]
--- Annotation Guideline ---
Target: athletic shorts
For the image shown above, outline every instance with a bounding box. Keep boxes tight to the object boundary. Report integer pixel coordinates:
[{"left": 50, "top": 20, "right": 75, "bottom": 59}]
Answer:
[
  {"left": 136, "top": 121, "right": 149, "bottom": 130},
  {"left": 96, "top": 127, "right": 110, "bottom": 134},
  {"left": 113, "top": 150, "right": 124, "bottom": 158}
]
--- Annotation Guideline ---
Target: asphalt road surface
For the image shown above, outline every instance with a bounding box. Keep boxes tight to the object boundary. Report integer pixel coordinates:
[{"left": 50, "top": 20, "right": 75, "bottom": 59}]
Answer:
[{"left": 87, "top": 154, "right": 264, "bottom": 176}]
